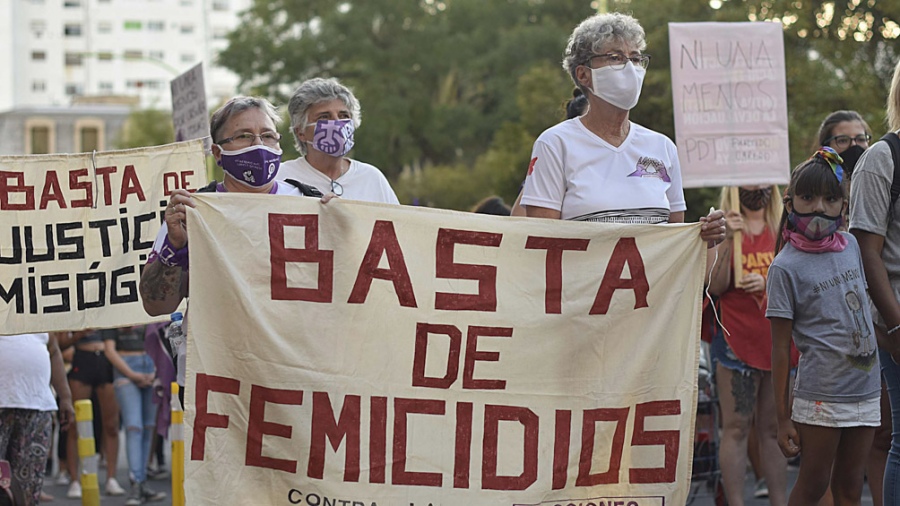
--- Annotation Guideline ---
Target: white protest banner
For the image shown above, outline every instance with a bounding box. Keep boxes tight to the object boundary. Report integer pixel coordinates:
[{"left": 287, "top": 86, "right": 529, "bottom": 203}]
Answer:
[
  {"left": 0, "top": 140, "right": 207, "bottom": 334},
  {"left": 669, "top": 22, "right": 790, "bottom": 187},
  {"left": 171, "top": 62, "right": 211, "bottom": 152},
  {"left": 184, "top": 195, "right": 706, "bottom": 506}
]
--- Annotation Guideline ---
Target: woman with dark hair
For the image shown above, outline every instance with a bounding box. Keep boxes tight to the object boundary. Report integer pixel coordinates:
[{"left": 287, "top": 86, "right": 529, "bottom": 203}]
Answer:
[{"left": 817, "top": 110, "right": 872, "bottom": 180}]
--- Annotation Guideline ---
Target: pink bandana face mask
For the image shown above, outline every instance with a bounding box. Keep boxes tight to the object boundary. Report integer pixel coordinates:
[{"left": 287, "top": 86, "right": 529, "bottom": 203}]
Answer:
[
  {"left": 307, "top": 119, "right": 355, "bottom": 157},
  {"left": 787, "top": 210, "right": 843, "bottom": 241}
]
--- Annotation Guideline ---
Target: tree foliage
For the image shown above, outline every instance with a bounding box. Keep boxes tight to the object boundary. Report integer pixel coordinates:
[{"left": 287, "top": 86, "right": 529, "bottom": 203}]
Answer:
[
  {"left": 115, "top": 109, "right": 174, "bottom": 149},
  {"left": 220, "top": 0, "right": 899, "bottom": 213}
]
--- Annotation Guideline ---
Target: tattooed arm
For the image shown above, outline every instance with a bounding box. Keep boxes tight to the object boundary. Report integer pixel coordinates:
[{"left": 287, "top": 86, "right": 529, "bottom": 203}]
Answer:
[{"left": 140, "top": 260, "right": 188, "bottom": 316}]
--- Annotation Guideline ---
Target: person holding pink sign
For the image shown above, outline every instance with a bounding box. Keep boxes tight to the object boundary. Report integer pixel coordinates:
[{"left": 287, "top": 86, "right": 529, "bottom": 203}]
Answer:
[{"left": 520, "top": 12, "right": 725, "bottom": 245}]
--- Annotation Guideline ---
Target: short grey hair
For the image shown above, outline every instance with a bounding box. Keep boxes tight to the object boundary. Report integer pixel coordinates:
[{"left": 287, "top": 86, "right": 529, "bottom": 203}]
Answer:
[
  {"left": 288, "top": 77, "right": 362, "bottom": 154},
  {"left": 209, "top": 96, "right": 281, "bottom": 144},
  {"left": 562, "top": 13, "right": 647, "bottom": 93}
]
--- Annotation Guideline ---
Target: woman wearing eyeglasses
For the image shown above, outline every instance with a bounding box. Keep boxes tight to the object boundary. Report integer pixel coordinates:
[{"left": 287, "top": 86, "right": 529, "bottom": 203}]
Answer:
[
  {"left": 141, "top": 96, "right": 320, "bottom": 317},
  {"left": 520, "top": 13, "right": 724, "bottom": 242},
  {"left": 817, "top": 111, "right": 872, "bottom": 187},
  {"left": 279, "top": 77, "right": 399, "bottom": 205}
]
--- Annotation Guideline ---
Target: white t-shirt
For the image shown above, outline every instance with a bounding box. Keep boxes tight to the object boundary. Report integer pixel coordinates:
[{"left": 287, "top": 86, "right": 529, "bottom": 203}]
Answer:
[
  {"left": 521, "top": 119, "right": 686, "bottom": 223},
  {"left": 278, "top": 157, "right": 400, "bottom": 205},
  {"left": 0, "top": 333, "right": 58, "bottom": 411}
]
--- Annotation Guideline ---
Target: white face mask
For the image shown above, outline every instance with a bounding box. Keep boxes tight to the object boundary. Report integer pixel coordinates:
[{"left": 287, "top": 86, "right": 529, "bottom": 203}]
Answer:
[{"left": 588, "top": 61, "right": 646, "bottom": 111}]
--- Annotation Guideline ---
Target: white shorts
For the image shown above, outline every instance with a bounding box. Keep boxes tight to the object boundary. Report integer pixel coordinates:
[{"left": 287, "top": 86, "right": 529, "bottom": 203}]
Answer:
[{"left": 792, "top": 397, "right": 881, "bottom": 427}]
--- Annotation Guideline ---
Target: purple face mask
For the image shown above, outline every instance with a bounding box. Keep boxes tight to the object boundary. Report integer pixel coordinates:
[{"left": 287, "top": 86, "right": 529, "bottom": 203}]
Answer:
[
  {"left": 216, "top": 144, "right": 282, "bottom": 187},
  {"left": 788, "top": 210, "right": 843, "bottom": 241},
  {"left": 308, "top": 119, "right": 355, "bottom": 157}
]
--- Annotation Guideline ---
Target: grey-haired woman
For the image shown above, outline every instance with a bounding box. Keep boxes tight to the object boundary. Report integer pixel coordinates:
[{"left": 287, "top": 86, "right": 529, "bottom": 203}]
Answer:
[
  {"left": 520, "top": 13, "right": 724, "bottom": 244},
  {"left": 279, "top": 77, "right": 399, "bottom": 204}
]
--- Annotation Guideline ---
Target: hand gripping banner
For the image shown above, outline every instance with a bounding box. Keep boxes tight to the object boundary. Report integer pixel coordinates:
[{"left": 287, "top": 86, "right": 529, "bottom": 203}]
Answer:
[{"left": 184, "top": 194, "right": 705, "bottom": 506}]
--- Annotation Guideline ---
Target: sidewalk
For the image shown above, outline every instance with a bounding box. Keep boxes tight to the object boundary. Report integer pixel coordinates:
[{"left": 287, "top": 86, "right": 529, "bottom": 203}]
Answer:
[
  {"left": 687, "top": 464, "right": 876, "bottom": 505},
  {"left": 42, "top": 429, "right": 172, "bottom": 506}
]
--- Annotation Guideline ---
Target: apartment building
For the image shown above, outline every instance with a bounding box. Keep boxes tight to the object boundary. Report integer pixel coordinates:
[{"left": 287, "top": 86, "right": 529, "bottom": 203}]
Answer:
[{"left": 0, "top": 0, "right": 249, "bottom": 154}]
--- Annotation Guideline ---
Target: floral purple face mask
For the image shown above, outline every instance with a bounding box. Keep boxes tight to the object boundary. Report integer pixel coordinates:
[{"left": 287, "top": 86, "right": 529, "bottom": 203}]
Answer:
[
  {"left": 787, "top": 210, "right": 843, "bottom": 241},
  {"left": 216, "top": 144, "right": 282, "bottom": 187},
  {"left": 307, "top": 119, "right": 355, "bottom": 157}
]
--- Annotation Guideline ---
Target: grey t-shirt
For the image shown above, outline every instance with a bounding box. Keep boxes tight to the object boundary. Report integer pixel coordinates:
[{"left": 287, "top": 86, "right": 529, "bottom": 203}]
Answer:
[
  {"left": 766, "top": 234, "right": 880, "bottom": 403},
  {"left": 850, "top": 140, "right": 900, "bottom": 326}
]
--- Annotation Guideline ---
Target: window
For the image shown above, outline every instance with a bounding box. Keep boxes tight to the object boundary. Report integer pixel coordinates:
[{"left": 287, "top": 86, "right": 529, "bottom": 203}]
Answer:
[
  {"left": 64, "top": 23, "right": 82, "bottom": 36},
  {"left": 180, "top": 24, "right": 194, "bottom": 34},
  {"left": 75, "top": 120, "right": 104, "bottom": 153},
  {"left": 123, "top": 50, "right": 143, "bottom": 60},
  {"left": 79, "top": 127, "right": 99, "bottom": 152},
  {"left": 97, "top": 21, "right": 111, "bottom": 33},
  {"left": 30, "top": 20, "right": 46, "bottom": 37},
  {"left": 97, "top": 51, "right": 113, "bottom": 61},
  {"left": 180, "top": 53, "right": 194, "bottom": 63},
  {"left": 148, "top": 50, "right": 164, "bottom": 60},
  {"left": 65, "top": 83, "right": 83, "bottom": 95},
  {"left": 212, "top": 27, "right": 228, "bottom": 40},
  {"left": 123, "top": 20, "right": 141, "bottom": 30},
  {"left": 32, "top": 81, "right": 46, "bottom": 92},
  {"left": 212, "top": 0, "right": 228, "bottom": 10},
  {"left": 26, "top": 119, "right": 55, "bottom": 154},
  {"left": 126, "top": 80, "right": 142, "bottom": 89},
  {"left": 98, "top": 82, "right": 113, "bottom": 92},
  {"left": 30, "top": 126, "right": 51, "bottom": 154},
  {"left": 64, "top": 0, "right": 81, "bottom": 6},
  {"left": 31, "top": 50, "right": 46, "bottom": 61},
  {"left": 65, "top": 52, "right": 83, "bottom": 66},
  {"left": 180, "top": 0, "right": 193, "bottom": 5},
  {"left": 147, "top": 20, "right": 164, "bottom": 31}
]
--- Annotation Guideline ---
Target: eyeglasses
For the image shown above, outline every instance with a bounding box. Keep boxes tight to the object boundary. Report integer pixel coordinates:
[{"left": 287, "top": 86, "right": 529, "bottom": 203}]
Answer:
[
  {"left": 824, "top": 134, "right": 871, "bottom": 149},
  {"left": 217, "top": 132, "right": 281, "bottom": 148},
  {"left": 587, "top": 52, "right": 651, "bottom": 70},
  {"left": 330, "top": 179, "right": 343, "bottom": 197}
]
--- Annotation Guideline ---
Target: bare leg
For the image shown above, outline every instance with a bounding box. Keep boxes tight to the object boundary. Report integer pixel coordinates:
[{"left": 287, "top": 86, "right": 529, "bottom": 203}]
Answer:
[
  {"left": 756, "top": 372, "right": 788, "bottom": 506},
  {"left": 95, "top": 382, "right": 120, "bottom": 483},
  {"left": 789, "top": 423, "right": 841, "bottom": 506},
  {"left": 66, "top": 378, "right": 92, "bottom": 480},
  {"left": 717, "top": 364, "right": 758, "bottom": 506},
  {"left": 831, "top": 426, "right": 875, "bottom": 506}
]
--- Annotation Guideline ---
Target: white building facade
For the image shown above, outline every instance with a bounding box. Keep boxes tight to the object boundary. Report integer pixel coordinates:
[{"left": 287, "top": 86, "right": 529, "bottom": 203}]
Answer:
[{"left": 0, "top": 0, "right": 250, "bottom": 154}]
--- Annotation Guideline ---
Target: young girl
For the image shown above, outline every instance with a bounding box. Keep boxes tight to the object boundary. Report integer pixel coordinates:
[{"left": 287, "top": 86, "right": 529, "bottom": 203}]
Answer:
[{"left": 767, "top": 147, "right": 881, "bottom": 505}]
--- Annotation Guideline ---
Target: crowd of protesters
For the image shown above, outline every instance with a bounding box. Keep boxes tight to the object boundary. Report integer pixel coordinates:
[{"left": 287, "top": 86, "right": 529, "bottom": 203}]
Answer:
[{"left": 5, "top": 9, "right": 900, "bottom": 506}]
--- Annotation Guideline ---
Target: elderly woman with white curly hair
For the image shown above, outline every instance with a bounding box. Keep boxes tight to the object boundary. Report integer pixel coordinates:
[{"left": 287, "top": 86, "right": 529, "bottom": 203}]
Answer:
[
  {"left": 520, "top": 13, "right": 725, "bottom": 243},
  {"left": 278, "top": 77, "right": 399, "bottom": 204}
]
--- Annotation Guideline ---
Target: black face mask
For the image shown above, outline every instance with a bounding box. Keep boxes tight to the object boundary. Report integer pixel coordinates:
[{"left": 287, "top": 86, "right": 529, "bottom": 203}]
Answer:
[
  {"left": 838, "top": 144, "right": 866, "bottom": 179},
  {"left": 739, "top": 187, "right": 772, "bottom": 211}
]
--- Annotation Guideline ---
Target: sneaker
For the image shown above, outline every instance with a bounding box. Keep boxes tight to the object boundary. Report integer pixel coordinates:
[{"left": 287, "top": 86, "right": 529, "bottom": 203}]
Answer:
[
  {"left": 106, "top": 476, "right": 126, "bottom": 496},
  {"left": 753, "top": 478, "right": 769, "bottom": 499},
  {"left": 146, "top": 465, "right": 169, "bottom": 480},
  {"left": 140, "top": 482, "right": 167, "bottom": 503},
  {"left": 54, "top": 471, "right": 71, "bottom": 486},
  {"left": 124, "top": 482, "right": 142, "bottom": 506},
  {"left": 66, "top": 480, "right": 82, "bottom": 499}
]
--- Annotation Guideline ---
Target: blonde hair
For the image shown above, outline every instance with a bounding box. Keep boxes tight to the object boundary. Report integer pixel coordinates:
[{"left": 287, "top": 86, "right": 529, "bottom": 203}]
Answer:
[
  {"left": 889, "top": 59, "right": 900, "bottom": 132},
  {"left": 718, "top": 185, "right": 782, "bottom": 240}
]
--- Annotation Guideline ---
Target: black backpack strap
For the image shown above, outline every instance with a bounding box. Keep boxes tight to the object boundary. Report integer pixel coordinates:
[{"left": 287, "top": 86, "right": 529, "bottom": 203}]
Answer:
[
  {"left": 883, "top": 132, "right": 900, "bottom": 207},
  {"left": 197, "top": 181, "right": 218, "bottom": 193},
  {"left": 284, "top": 178, "right": 325, "bottom": 198}
]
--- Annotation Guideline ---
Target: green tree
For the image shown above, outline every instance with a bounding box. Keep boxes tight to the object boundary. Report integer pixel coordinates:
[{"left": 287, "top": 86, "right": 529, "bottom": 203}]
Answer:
[{"left": 115, "top": 109, "right": 174, "bottom": 149}]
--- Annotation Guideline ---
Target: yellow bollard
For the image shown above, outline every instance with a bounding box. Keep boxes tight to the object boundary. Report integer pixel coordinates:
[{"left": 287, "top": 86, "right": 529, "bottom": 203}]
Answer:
[
  {"left": 74, "top": 399, "right": 100, "bottom": 506},
  {"left": 171, "top": 382, "right": 185, "bottom": 506}
]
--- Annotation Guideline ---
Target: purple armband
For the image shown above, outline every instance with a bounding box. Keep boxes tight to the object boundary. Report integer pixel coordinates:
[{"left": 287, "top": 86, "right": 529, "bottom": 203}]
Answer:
[{"left": 151, "top": 236, "right": 189, "bottom": 269}]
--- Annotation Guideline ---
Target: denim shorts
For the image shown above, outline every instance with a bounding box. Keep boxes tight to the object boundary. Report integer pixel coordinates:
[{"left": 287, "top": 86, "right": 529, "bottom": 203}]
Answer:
[{"left": 710, "top": 327, "right": 757, "bottom": 375}]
